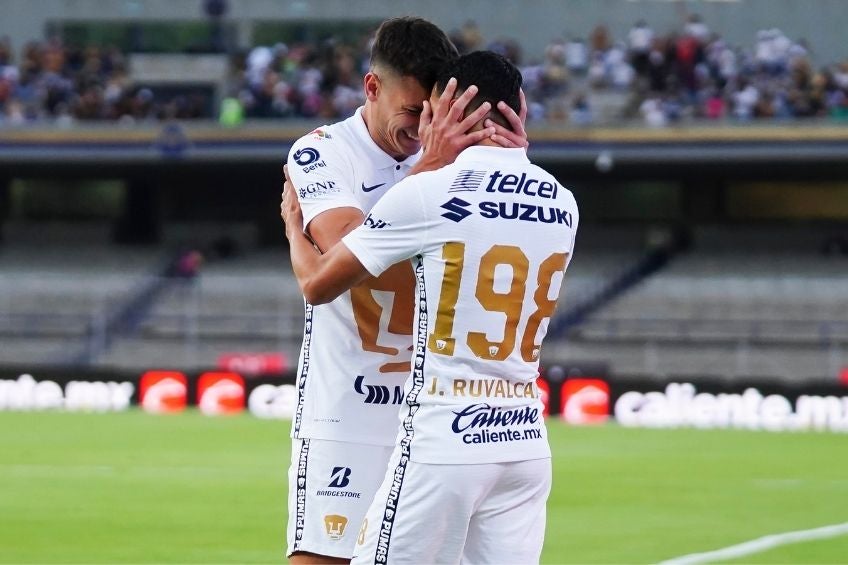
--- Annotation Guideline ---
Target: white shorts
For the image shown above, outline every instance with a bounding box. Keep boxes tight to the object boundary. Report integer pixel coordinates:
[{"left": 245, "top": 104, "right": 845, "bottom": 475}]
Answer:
[
  {"left": 352, "top": 448, "right": 551, "bottom": 565},
  {"left": 287, "top": 437, "right": 394, "bottom": 559}
]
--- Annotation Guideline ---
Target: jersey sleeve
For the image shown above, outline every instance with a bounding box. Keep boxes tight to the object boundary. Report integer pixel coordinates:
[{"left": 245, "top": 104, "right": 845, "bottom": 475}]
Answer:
[
  {"left": 286, "top": 130, "right": 361, "bottom": 230},
  {"left": 341, "top": 177, "right": 428, "bottom": 277}
]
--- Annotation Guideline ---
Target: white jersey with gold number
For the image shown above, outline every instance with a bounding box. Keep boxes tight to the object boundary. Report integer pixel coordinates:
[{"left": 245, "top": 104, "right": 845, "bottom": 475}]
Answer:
[
  {"left": 287, "top": 107, "right": 419, "bottom": 446},
  {"left": 342, "top": 146, "right": 579, "bottom": 464}
]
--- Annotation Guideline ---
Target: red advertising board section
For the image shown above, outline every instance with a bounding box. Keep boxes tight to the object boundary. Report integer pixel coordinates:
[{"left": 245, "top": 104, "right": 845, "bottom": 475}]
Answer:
[{"left": 3, "top": 365, "right": 848, "bottom": 432}]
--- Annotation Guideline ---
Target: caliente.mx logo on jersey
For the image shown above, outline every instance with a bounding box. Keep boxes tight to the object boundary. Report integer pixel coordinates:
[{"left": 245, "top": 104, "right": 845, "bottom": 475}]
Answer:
[{"left": 451, "top": 403, "right": 543, "bottom": 445}]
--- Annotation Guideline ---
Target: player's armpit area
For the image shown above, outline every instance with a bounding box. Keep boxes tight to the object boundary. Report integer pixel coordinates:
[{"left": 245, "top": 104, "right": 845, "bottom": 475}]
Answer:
[{"left": 306, "top": 206, "right": 364, "bottom": 253}]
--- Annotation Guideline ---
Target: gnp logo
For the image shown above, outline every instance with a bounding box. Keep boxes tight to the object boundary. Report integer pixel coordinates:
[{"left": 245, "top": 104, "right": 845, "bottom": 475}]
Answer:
[
  {"left": 140, "top": 371, "right": 187, "bottom": 413},
  {"left": 197, "top": 372, "right": 245, "bottom": 415},
  {"left": 354, "top": 375, "right": 402, "bottom": 405},
  {"left": 561, "top": 378, "right": 610, "bottom": 425},
  {"left": 299, "top": 180, "right": 340, "bottom": 200}
]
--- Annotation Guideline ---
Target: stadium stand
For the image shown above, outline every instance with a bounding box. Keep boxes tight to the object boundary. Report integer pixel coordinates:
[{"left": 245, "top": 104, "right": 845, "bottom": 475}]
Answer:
[
  {"left": 3, "top": 221, "right": 843, "bottom": 381},
  {"left": 0, "top": 224, "right": 304, "bottom": 370},
  {"left": 1, "top": 6, "right": 846, "bottom": 383},
  {"left": 0, "top": 224, "right": 171, "bottom": 364},
  {"left": 565, "top": 226, "right": 848, "bottom": 380},
  {"left": 2, "top": 15, "right": 847, "bottom": 126}
]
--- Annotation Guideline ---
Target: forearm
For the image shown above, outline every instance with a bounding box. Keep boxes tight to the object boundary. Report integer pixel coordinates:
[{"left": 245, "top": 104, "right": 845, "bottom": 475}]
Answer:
[
  {"left": 286, "top": 224, "right": 324, "bottom": 300},
  {"left": 281, "top": 166, "right": 372, "bottom": 304}
]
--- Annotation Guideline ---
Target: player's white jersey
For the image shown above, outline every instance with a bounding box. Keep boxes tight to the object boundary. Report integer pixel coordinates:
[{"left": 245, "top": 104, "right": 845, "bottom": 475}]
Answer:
[
  {"left": 343, "top": 145, "right": 579, "bottom": 464},
  {"left": 287, "top": 107, "right": 419, "bottom": 446}
]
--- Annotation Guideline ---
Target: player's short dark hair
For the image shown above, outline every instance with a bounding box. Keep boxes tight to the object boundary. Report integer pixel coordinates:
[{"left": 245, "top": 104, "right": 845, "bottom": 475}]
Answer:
[
  {"left": 435, "top": 50, "right": 522, "bottom": 130},
  {"left": 370, "top": 17, "right": 458, "bottom": 90}
]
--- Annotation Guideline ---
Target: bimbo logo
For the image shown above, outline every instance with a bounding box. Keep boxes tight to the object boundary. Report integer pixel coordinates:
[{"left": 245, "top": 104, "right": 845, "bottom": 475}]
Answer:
[
  {"left": 354, "top": 375, "right": 402, "bottom": 405},
  {"left": 363, "top": 213, "right": 391, "bottom": 229}
]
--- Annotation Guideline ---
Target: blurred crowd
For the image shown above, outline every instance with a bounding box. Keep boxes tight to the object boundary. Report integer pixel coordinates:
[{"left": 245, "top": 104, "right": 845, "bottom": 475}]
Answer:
[
  {"left": 0, "top": 38, "right": 208, "bottom": 125},
  {"left": 3, "top": 15, "right": 848, "bottom": 127}
]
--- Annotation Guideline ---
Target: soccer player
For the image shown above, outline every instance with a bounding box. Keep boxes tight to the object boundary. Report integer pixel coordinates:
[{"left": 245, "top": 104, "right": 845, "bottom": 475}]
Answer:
[
  {"left": 283, "top": 18, "right": 526, "bottom": 564},
  {"left": 282, "top": 51, "right": 579, "bottom": 564}
]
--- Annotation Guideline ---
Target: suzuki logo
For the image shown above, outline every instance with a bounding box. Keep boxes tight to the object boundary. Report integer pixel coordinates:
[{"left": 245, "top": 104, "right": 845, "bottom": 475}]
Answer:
[
  {"left": 440, "top": 197, "right": 472, "bottom": 222},
  {"left": 329, "top": 466, "right": 352, "bottom": 488}
]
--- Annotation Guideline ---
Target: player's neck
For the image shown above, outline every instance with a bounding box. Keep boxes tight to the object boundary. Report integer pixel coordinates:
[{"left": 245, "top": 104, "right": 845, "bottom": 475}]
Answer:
[{"left": 467, "top": 121, "right": 500, "bottom": 149}]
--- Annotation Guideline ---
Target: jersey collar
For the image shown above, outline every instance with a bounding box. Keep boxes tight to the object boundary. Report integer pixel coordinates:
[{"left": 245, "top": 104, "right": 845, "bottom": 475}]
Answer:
[
  {"left": 352, "top": 107, "right": 421, "bottom": 170},
  {"left": 454, "top": 145, "right": 530, "bottom": 164}
]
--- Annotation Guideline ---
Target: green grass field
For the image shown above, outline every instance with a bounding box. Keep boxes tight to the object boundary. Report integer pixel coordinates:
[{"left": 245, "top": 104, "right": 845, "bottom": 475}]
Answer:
[{"left": 1, "top": 410, "right": 846, "bottom": 564}]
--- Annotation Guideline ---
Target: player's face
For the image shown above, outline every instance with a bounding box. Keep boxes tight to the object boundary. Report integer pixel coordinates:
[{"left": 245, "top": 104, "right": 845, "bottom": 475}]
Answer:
[{"left": 370, "top": 72, "right": 428, "bottom": 159}]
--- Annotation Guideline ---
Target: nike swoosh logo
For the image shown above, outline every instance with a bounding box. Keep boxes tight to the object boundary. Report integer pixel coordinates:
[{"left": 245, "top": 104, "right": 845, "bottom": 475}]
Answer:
[{"left": 361, "top": 182, "right": 386, "bottom": 193}]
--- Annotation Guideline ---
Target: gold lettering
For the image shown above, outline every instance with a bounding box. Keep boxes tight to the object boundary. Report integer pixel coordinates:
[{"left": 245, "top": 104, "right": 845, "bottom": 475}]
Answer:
[
  {"left": 453, "top": 379, "right": 466, "bottom": 396},
  {"left": 427, "top": 378, "right": 438, "bottom": 395},
  {"left": 494, "top": 380, "right": 506, "bottom": 398},
  {"left": 469, "top": 380, "right": 483, "bottom": 397}
]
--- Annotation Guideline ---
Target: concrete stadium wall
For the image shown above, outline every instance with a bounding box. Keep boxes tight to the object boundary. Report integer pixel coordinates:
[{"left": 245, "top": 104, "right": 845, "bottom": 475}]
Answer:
[{"left": 3, "top": 0, "right": 847, "bottom": 65}]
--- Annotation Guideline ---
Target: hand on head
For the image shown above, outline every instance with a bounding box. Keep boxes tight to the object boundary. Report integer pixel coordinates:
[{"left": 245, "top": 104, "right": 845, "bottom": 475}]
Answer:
[
  {"left": 412, "top": 80, "right": 529, "bottom": 174},
  {"left": 487, "top": 89, "right": 529, "bottom": 149}
]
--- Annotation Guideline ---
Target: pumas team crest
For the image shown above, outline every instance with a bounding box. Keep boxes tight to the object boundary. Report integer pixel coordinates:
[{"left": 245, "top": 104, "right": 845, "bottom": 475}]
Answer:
[{"left": 324, "top": 514, "right": 348, "bottom": 540}]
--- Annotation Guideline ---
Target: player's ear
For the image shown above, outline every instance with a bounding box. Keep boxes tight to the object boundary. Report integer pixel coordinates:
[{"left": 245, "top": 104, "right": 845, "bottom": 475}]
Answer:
[{"left": 364, "top": 72, "right": 380, "bottom": 102}]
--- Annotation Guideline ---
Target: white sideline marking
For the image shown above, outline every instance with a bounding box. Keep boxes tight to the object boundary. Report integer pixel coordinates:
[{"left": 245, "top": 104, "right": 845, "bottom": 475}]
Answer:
[{"left": 660, "top": 522, "right": 848, "bottom": 565}]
